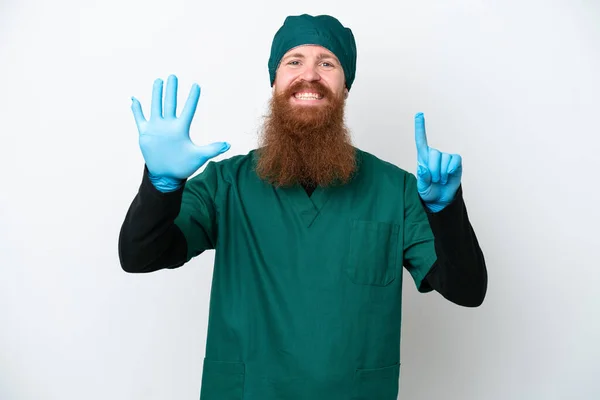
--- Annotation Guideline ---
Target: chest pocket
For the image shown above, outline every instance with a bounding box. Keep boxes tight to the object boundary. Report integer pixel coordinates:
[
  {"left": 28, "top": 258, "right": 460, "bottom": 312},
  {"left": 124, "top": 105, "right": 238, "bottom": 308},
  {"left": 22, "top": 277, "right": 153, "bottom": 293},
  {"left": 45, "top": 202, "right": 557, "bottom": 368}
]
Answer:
[{"left": 346, "top": 219, "right": 399, "bottom": 286}]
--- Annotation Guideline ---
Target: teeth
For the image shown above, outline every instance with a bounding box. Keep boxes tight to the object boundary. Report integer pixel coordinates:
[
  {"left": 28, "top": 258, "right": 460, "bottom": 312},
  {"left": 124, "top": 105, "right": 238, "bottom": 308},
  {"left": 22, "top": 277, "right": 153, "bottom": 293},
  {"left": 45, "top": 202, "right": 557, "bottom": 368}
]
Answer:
[{"left": 295, "top": 93, "right": 322, "bottom": 100}]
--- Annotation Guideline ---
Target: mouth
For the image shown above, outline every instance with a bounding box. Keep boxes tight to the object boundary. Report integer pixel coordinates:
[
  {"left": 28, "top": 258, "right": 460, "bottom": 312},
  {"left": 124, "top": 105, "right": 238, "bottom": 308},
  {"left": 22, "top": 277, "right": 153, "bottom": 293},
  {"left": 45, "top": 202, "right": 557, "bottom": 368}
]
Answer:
[{"left": 292, "top": 91, "right": 324, "bottom": 101}]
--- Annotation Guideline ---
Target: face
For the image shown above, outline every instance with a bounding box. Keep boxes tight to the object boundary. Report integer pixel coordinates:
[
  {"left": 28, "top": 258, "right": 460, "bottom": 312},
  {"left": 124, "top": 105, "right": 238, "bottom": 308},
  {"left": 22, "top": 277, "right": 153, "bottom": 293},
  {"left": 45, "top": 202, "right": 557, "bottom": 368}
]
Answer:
[
  {"left": 272, "top": 45, "right": 348, "bottom": 107},
  {"left": 255, "top": 45, "right": 357, "bottom": 189}
]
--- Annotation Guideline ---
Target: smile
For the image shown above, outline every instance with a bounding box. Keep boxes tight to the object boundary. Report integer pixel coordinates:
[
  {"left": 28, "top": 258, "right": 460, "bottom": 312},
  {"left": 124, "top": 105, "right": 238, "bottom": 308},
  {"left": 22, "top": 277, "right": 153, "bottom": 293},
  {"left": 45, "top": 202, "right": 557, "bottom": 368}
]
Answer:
[{"left": 293, "top": 92, "right": 324, "bottom": 100}]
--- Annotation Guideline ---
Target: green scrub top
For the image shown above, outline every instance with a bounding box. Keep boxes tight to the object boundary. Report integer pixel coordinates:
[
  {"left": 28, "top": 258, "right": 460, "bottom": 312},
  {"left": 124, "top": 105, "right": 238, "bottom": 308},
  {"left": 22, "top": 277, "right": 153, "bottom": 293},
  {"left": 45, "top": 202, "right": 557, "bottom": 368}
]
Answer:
[{"left": 174, "top": 148, "right": 437, "bottom": 400}]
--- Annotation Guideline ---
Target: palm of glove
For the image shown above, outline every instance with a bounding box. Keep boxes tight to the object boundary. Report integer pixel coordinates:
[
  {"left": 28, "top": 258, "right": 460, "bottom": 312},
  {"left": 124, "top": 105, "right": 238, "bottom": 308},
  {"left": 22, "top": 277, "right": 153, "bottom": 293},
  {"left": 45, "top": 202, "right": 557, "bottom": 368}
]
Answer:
[
  {"left": 414, "top": 113, "right": 462, "bottom": 212},
  {"left": 131, "top": 75, "right": 229, "bottom": 191},
  {"left": 137, "top": 117, "right": 209, "bottom": 180}
]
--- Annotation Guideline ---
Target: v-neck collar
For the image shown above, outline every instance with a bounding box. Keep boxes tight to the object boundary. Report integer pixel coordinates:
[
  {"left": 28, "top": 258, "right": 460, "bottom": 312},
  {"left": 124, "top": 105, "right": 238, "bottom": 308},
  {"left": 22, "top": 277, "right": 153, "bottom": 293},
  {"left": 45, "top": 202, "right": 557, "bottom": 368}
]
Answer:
[
  {"left": 250, "top": 148, "right": 361, "bottom": 228},
  {"left": 277, "top": 184, "right": 333, "bottom": 228}
]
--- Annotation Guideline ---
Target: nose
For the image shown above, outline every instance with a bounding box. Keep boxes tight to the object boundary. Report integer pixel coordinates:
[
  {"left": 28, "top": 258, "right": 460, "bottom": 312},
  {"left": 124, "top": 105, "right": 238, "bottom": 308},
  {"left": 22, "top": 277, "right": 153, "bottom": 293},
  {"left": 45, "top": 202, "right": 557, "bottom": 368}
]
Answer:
[{"left": 300, "top": 65, "right": 321, "bottom": 82}]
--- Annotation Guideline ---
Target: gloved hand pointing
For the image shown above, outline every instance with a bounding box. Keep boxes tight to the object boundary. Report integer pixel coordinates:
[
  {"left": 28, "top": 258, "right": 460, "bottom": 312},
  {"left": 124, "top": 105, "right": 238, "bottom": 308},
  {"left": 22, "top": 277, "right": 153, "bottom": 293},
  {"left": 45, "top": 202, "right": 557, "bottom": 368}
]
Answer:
[
  {"left": 131, "top": 75, "right": 230, "bottom": 192},
  {"left": 414, "top": 112, "right": 462, "bottom": 212}
]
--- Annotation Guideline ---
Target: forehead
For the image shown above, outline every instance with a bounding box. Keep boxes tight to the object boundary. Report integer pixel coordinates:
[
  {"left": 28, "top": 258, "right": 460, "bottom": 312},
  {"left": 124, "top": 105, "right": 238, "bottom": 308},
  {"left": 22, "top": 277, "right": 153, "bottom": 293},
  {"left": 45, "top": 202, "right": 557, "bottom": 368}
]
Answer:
[{"left": 281, "top": 45, "right": 339, "bottom": 61}]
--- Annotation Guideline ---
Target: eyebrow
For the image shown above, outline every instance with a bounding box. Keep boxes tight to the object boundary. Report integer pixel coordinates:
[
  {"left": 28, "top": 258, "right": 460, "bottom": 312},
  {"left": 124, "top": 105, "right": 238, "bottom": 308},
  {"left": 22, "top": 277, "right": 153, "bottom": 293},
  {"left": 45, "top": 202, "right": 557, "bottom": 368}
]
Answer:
[{"left": 282, "top": 52, "right": 338, "bottom": 62}]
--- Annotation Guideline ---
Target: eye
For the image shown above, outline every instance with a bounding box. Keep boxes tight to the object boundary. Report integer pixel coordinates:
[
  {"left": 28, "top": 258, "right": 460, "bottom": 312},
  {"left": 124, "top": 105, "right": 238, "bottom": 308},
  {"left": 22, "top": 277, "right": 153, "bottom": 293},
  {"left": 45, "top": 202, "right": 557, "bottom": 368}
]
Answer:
[
  {"left": 321, "top": 62, "right": 335, "bottom": 68},
  {"left": 287, "top": 60, "right": 300, "bottom": 66}
]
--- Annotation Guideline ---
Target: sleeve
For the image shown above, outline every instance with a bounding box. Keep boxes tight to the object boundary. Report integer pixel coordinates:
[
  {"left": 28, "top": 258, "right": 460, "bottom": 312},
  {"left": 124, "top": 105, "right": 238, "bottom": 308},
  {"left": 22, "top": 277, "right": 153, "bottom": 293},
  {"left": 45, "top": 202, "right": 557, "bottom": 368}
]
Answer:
[
  {"left": 421, "top": 185, "right": 488, "bottom": 307},
  {"left": 118, "top": 165, "right": 189, "bottom": 273},
  {"left": 174, "top": 161, "right": 222, "bottom": 262},
  {"left": 118, "top": 161, "right": 222, "bottom": 273},
  {"left": 402, "top": 173, "right": 438, "bottom": 293}
]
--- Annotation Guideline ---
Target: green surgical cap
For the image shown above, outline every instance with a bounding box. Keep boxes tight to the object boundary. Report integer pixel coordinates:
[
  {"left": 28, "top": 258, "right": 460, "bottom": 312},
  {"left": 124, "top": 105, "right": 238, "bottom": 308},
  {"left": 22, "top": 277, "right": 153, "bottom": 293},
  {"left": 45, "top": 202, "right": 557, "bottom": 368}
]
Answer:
[{"left": 268, "top": 14, "right": 357, "bottom": 90}]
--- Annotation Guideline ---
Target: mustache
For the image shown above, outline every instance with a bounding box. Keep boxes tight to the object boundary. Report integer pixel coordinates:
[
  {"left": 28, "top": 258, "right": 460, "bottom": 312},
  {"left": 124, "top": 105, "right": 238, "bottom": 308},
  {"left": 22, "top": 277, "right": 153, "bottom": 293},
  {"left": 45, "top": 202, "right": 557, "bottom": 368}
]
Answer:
[{"left": 285, "top": 81, "right": 333, "bottom": 97}]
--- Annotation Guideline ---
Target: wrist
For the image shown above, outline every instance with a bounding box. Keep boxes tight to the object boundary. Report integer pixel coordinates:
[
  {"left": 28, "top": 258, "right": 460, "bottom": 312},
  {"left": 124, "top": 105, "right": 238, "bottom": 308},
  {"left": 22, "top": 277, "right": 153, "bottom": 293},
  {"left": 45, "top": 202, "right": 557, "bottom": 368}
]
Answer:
[
  {"left": 148, "top": 171, "right": 185, "bottom": 193},
  {"left": 423, "top": 202, "right": 448, "bottom": 213}
]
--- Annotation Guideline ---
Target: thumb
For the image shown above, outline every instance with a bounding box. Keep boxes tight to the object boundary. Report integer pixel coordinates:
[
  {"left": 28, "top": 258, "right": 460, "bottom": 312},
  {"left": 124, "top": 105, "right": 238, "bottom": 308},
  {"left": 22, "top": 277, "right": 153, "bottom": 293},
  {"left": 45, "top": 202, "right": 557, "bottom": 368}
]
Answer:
[
  {"left": 416, "top": 164, "right": 431, "bottom": 193},
  {"left": 196, "top": 142, "right": 231, "bottom": 159}
]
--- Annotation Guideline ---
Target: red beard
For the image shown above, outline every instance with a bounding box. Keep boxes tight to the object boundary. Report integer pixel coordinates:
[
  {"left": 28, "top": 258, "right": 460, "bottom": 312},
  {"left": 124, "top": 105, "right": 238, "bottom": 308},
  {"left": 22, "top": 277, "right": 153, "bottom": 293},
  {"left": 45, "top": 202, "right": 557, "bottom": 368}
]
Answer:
[{"left": 255, "top": 80, "right": 357, "bottom": 188}]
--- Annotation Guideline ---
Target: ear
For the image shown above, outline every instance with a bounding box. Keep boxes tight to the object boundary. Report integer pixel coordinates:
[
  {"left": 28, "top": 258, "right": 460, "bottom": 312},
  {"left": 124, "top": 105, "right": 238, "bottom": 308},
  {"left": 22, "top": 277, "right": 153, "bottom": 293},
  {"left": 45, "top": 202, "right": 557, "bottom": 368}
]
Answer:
[{"left": 344, "top": 89, "right": 349, "bottom": 99}]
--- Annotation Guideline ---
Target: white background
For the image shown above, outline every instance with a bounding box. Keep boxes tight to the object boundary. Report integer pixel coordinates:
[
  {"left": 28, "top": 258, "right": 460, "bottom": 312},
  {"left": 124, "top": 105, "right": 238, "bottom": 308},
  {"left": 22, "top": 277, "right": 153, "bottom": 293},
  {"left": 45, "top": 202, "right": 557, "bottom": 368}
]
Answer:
[{"left": 1, "top": 0, "right": 599, "bottom": 399}]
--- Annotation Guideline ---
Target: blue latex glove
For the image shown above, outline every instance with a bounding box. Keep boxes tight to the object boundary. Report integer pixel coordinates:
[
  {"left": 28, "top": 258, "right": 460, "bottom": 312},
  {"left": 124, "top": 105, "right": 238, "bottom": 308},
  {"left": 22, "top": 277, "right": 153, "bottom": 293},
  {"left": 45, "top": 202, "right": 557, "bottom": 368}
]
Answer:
[
  {"left": 414, "top": 112, "right": 462, "bottom": 212},
  {"left": 131, "top": 75, "right": 230, "bottom": 192}
]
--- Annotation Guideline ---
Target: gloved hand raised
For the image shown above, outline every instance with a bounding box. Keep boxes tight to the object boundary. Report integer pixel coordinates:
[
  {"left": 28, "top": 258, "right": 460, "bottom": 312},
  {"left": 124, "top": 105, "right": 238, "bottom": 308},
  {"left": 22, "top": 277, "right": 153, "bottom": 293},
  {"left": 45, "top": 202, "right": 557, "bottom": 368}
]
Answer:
[
  {"left": 131, "top": 75, "right": 230, "bottom": 192},
  {"left": 414, "top": 112, "right": 463, "bottom": 212}
]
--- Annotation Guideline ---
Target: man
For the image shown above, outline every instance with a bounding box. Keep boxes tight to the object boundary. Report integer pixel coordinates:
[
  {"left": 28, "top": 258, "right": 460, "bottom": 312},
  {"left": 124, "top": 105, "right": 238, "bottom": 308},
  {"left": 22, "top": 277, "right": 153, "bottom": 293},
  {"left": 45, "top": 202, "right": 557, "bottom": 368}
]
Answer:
[{"left": 119, "top": 14, "right": 487, "bottom": 400}]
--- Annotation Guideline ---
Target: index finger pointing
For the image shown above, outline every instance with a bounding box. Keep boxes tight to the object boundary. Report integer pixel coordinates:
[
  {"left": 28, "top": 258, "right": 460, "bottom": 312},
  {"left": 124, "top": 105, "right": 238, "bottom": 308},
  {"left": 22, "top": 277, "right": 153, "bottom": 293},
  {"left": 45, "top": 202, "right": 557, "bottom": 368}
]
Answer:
[{"left": 415, "top": 112, "right": 429, "bottom": 164}]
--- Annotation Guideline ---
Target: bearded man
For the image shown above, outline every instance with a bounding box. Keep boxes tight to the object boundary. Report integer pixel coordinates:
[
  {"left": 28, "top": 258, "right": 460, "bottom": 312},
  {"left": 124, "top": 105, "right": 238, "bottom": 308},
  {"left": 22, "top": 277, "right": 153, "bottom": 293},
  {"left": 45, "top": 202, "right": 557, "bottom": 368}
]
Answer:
[{"left": 119, "top": 14, "right": 487, "bottom": 400}]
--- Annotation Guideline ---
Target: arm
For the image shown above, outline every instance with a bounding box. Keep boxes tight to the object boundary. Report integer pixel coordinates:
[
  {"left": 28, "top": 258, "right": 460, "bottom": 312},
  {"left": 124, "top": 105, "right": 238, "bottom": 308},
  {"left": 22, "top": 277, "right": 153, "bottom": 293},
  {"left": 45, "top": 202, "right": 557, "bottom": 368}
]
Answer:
[
  {"left": 118, "top": 166, "right": 188, "bottom": 273},
  {"left": 119, "top": 160, "right": 221, "bottom": 273},
  {"left": 118, "top": 74, "right": 229, "bottom": 272},
  {"left": 410, "top": 112, "right": 487, "bottom": 307},
  {"left": 421, "top": 185, "right": 487, "bottom": 307}
]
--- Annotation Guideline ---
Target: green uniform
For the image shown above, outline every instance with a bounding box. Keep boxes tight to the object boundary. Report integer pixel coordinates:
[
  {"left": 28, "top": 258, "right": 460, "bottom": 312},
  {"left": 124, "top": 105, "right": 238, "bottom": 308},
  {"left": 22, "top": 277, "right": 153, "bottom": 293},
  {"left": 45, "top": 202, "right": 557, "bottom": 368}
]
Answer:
[{"left": 173, "top": 148, "right": 436, "bottom": 400}]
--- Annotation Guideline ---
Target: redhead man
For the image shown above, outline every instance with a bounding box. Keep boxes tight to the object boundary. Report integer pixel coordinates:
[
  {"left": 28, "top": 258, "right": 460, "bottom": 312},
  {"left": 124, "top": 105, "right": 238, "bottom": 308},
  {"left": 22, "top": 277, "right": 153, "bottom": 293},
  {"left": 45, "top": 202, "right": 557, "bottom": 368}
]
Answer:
[{"left": 119, "top": 14, "right": 487, "bottom": 400}]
